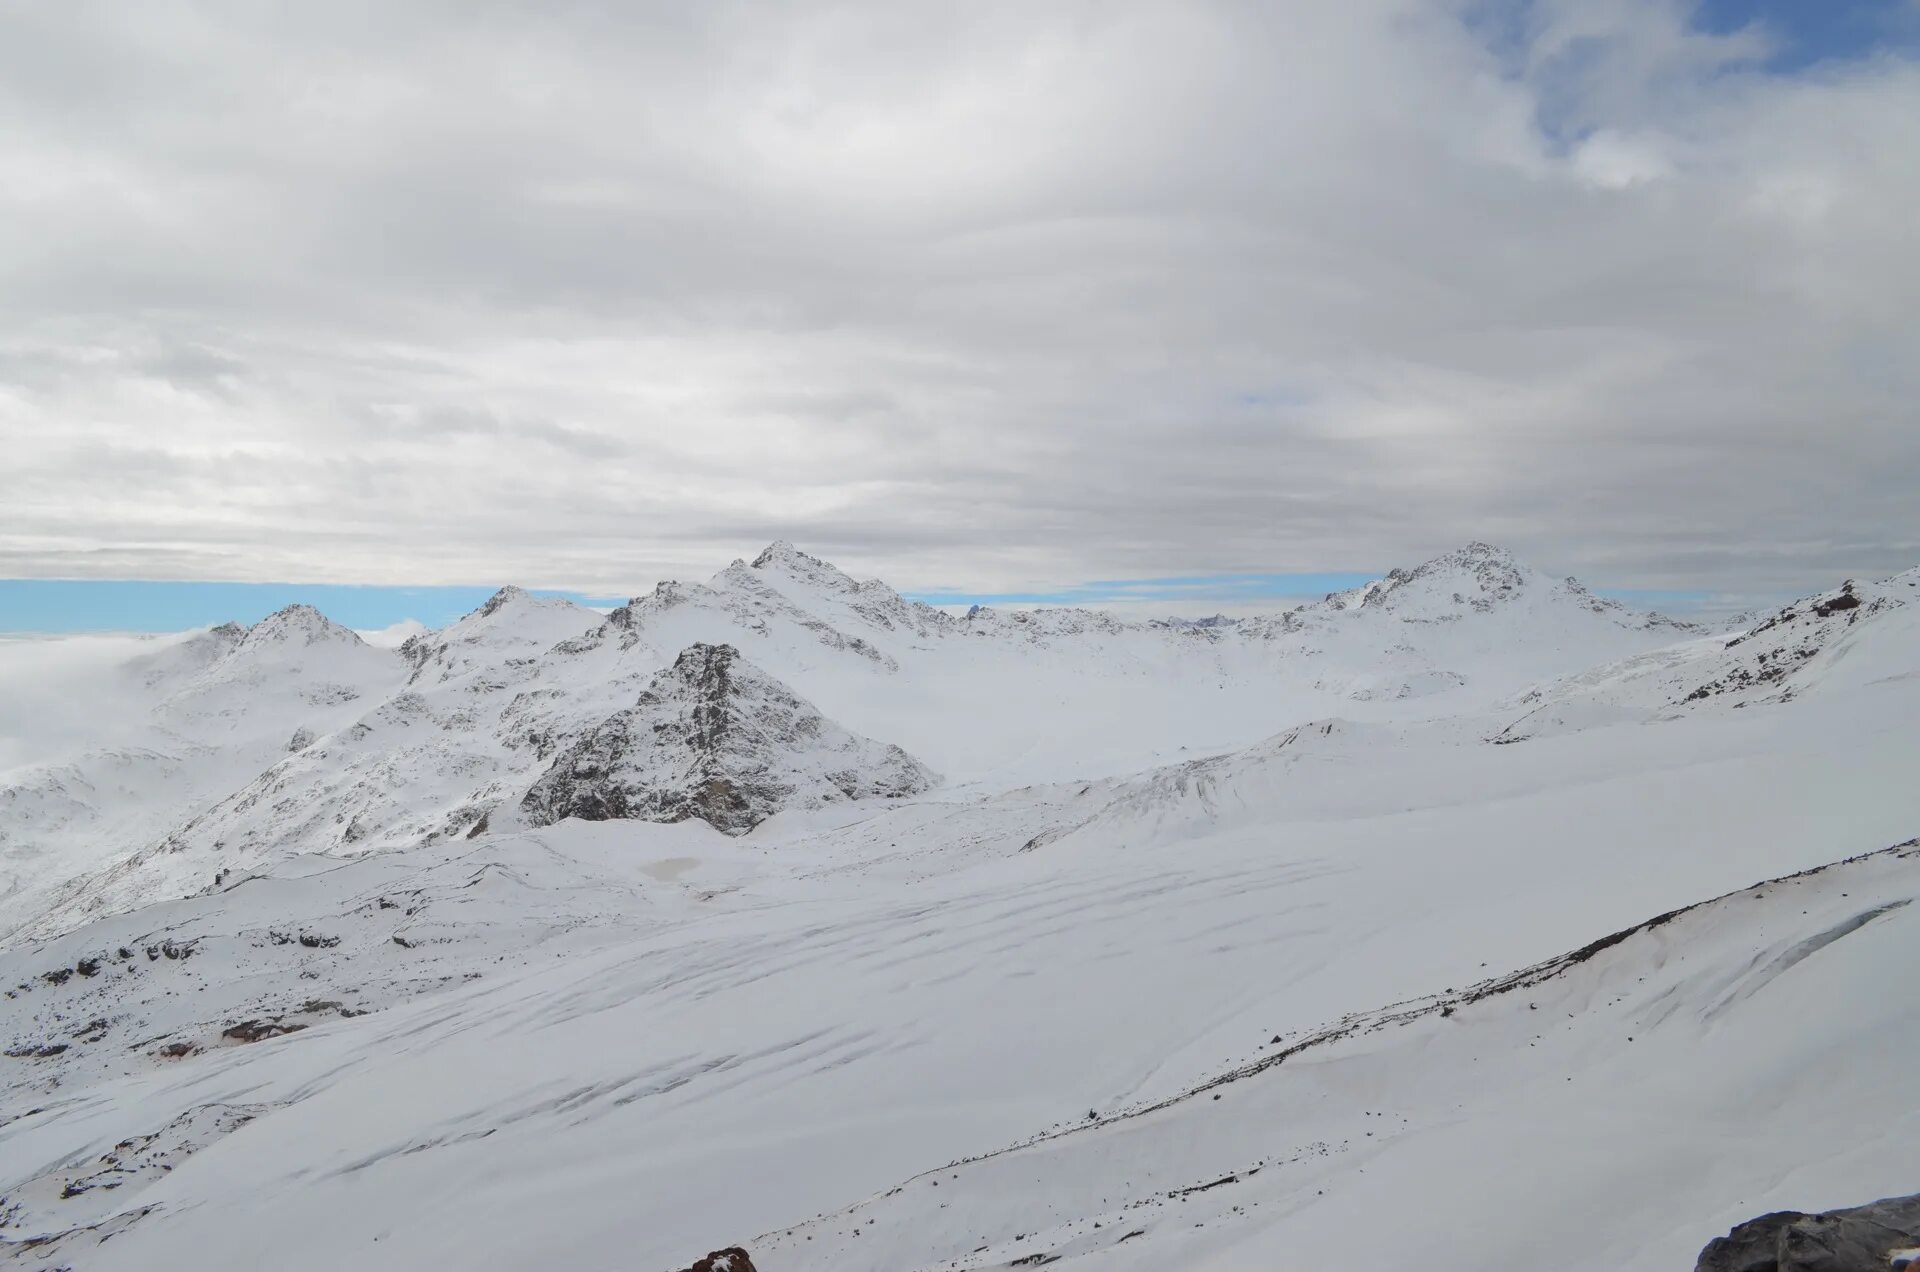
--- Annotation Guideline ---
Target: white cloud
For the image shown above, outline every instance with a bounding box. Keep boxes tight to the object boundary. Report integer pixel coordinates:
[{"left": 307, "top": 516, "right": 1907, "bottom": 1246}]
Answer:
[
  {"left": 0, "top": 0, "right": 1915, "bottom": 601},
  {"left": 1569, "top": 129, "right": 1676, "bottom": 187}
]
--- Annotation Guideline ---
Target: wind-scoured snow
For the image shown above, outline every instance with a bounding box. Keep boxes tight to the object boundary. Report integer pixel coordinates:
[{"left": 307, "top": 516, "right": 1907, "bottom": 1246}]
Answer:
[{"left": 1, "top": 544, "right": 1916, "bottom": 1271}]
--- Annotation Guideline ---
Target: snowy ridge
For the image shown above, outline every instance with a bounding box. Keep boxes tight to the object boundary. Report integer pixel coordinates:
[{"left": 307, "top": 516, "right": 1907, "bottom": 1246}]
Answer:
[
  {"left": 399, "top": 586, "right": 601, "bottom": 685},
  {"left": 757, "top": 839, "right": 1920, "bottom": 1271},
  {"left": 1492, "top": 565, "right": 1920, "bottom": 742}
]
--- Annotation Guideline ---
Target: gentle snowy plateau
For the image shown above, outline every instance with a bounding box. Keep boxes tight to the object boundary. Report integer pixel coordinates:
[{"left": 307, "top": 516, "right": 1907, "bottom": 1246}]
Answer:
[{"left": 1, "top": 541, "right": 1916, "bottom": 1270}]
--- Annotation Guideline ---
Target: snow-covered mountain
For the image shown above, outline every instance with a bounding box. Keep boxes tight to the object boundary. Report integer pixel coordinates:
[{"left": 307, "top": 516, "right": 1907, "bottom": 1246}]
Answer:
[
  {"left": 1, "top": 540, "right": 1695, "bottom": 942},
  {"left": 2, "top": 543, "right": 1917, "bottom": 1272},
  {"left": 1491, "top": 566, "right": 1920, "bottom": 743},
  {"left": 1314, "top": 539, "right": 1687, "bottom": 629},
  {"left": 0, "top": 606, "right": 408, "bottom": 944}
]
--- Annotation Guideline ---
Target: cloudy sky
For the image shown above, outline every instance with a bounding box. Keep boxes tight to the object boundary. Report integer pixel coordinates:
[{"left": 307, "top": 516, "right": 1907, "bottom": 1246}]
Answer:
[{"left": 4, "top": 0, "right": 1917, "bottom": 617}]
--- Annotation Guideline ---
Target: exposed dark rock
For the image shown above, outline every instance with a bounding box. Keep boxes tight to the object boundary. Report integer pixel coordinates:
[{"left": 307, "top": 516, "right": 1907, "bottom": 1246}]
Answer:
[
  {"left": 301, "top": 999, "right": 366, "bottom": 1018},
  {"left": 669, "top": 1247, "right": 756, "bottom": 1272},
  {"left": 220, "top": 1019, "right": 308, "bottom": 1044},
  {"left": 1696, "top": 1191, "right": 1920, "bottom": 1271},
  {"left": 475, "top": 585, "right": 527, "bottom": 618},
  {"left": 521, "top": 643, "right": 935, "bottom": 836}
]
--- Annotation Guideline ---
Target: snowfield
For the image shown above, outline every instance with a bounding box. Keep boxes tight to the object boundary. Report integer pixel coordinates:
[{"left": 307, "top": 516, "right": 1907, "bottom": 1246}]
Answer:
[{"left": 2, "top": 542, "right": 1916, "bottom": 1270}]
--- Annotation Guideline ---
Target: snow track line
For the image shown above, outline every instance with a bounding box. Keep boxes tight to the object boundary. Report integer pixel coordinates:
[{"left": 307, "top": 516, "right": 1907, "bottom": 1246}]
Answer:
[{"left": 753, "top": 836, "right": 1920, "bottom": 1251}]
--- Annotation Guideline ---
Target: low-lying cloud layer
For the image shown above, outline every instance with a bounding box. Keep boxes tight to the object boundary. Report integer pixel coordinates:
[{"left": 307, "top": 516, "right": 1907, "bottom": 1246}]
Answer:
[{"left": 4, "top": 1, "right": 1916, "bottom": 601}]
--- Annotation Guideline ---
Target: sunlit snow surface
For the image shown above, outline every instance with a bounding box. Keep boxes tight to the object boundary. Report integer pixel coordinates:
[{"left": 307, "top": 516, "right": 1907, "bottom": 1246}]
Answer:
[{"left": 2, "top": 546, "right": 1916, "bottom": 1270}]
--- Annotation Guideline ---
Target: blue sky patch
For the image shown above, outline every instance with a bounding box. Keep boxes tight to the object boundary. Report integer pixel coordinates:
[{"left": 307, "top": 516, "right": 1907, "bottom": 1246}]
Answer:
[
  {"left": 1694, "top": 0, "right": 1920, "bottom": 72},
  {"left": 0, "top": 580, "right": 629, "bottom": 635}
]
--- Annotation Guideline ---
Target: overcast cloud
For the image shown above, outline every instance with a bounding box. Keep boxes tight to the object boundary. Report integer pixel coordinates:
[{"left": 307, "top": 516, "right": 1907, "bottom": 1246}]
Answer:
[{"left": 2, "top": 0, "right": 1917, "bottom": 601}]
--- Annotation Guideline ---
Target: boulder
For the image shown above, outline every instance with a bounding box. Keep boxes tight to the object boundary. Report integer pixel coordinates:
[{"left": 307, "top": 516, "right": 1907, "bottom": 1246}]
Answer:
[{"left": 1696, "top": 1192, "right": 1920, "bottom": 1271}]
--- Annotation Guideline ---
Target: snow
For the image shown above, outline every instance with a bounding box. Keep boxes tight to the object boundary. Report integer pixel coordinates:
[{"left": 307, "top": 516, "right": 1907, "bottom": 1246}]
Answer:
[
  {"left": 355, "top": 619, "right": 431, "bottom": 650},
  {"left": 1, "top": 543, "right": 1915, "bottom": 1271}
]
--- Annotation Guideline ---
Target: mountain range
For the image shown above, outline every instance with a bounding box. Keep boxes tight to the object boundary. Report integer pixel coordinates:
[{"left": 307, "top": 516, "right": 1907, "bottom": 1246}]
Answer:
[{"left": 2, "top": 541, "right": 1916, "bottom": 1271}]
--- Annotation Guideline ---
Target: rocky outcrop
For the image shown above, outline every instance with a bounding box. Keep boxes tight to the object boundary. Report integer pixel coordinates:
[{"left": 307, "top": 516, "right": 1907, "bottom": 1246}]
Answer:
[
  {"left": 668, "top": 1248, "right": 756, "bottom": 1272},
  {"left": 1683, "top": 578, "right": 1902, "bottom": 705},
  {"left": 520, "top": 643, "right": 936, "bottom": 835},
  {"left": 1695, "top": 1191, "right": 1920, "bottom": 1271}
]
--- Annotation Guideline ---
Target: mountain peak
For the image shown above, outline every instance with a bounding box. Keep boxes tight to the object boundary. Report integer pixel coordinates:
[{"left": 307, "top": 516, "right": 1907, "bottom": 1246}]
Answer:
[
  {"left": 1455, "top": 540, "right": 1517, "bottom": 564},
  {"left": 1406, "top": 540, "right": 1527, "bottom": 584},
  {"left": 744, "top": 541, "right": 877, "bottom": 602},
  {"left": 475, "top": 585, "right": 531, "bottom": 618},
  {"left": 751, "top": 540, "right": 813, "bottom": 569},
  {"left": 243, "top": 603, "right": 364, "bottom": 648},
  {"left": 451, "top": 585, "right": 598, "bottom": 634}
]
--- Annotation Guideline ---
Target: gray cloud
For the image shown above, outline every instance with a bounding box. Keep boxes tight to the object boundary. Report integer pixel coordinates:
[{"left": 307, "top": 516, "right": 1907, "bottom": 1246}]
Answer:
[{"left": 1, "top": 0, "right": 1916, "bottom": 602}]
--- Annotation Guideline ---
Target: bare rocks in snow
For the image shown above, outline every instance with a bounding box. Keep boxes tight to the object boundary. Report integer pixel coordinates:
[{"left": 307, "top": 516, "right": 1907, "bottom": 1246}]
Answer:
[{"left": 520, "top": 643, "right": 935, "bottom": 835}]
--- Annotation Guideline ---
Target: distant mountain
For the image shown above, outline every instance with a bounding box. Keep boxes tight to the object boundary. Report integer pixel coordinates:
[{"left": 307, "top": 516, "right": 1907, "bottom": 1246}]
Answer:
[
  {"left": 1314, "top": 541, "right": 1694, "bottom": 632},
  {"left": 0, "top": 543, "right": 1710, "bottom": 942},
  {"left": 0, "top": 606, "right": 408, "bottom": 943}
]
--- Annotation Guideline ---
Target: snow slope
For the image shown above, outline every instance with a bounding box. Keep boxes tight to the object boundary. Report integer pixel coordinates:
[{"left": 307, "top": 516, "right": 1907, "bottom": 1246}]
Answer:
[
  {"left": 1, "top": 546, "right": 1915, "bottom": 1272},
  {"left": 766, "top": 839, "right": 1920, "bottom": 1272}
]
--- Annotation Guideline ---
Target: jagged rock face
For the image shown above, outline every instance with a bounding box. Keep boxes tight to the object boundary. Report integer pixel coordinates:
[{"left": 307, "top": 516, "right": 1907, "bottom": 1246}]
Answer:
[
  {"left": 521, "top": 643, "right": 935, "bottom": 835},
  {"left": 1695, "top": 1191, "right": 1920, "bottom": 1271}
]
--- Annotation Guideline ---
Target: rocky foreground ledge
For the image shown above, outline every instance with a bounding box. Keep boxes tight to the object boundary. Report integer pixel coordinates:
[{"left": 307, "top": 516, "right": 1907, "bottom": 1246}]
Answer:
[{"left": 1696, "top": 1192, "right": 1920, "bottom": 1271}]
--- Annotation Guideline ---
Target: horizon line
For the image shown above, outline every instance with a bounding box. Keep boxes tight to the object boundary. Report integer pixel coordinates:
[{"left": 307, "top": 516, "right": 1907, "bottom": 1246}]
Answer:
[{"left": 0, "top": 574, "right": 1729, "bottom": 636}]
